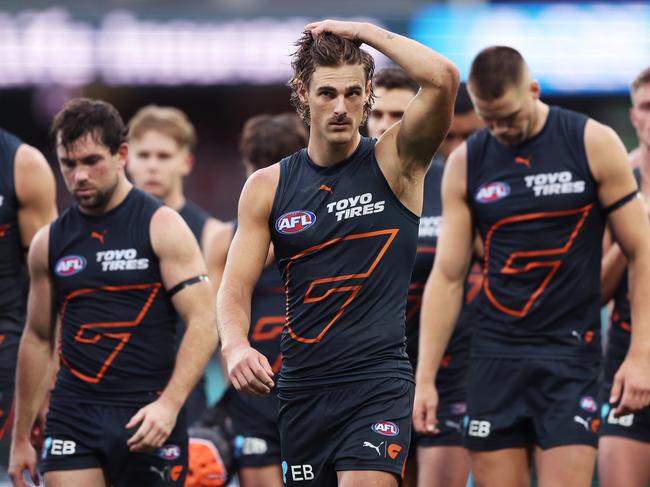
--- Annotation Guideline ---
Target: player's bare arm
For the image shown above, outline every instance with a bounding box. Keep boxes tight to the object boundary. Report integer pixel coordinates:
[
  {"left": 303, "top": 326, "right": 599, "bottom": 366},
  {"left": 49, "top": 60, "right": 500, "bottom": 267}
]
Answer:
[
  {"left": 205, "top": 221, "right": 235, "bottom": 296},
  {"left": 601, "top": 240, "right": 628, "bottom": 304},
  {"left": 15, "top": 144, "right": 57, "bottom": 248},
  {"left": 413, "top": 143, "right": 474, "bottom": 434},
  {"left": 126, "top": 207, "right": 218, "bottom": 452},
  {"left": 217, "top": 165, "right": 279, "bottom": 396},
  {"left": 586, "top": 120, "right": 650, "bottom": 415},
  {"left": 307, "top": 20, "right": 459, "bottom": 214},
  {"left": 9, "top": 226, "right": 56, "bottom": 487}
]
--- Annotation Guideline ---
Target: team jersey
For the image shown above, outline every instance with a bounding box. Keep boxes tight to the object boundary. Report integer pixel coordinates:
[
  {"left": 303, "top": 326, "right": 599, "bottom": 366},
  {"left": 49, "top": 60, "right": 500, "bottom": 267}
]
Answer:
[
  {"left": 0, "top": 128, "right": 27, "bottom": 333},
  {"left": 270, "top": 136, "right": 417, "bottom": 388},
  {"left": 49, "top": 188, "right": 178, "bottom": 406},
  {"left": 179, "top": 200, "right": 211, "bottom": 248},
  {"left": 466, "top": 106, "right": 606, "bottom": 359},
  {"left": 407, "top": 159, "right": 479, "bottom": 401}
]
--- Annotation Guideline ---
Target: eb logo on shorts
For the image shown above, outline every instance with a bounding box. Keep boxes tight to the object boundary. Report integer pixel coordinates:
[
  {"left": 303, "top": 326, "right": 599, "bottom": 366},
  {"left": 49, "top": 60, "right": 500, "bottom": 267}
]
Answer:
[
  {"left": 42, "top": 437, "right": 76, "bottom": 459},
  {"left": 282, "top": 461, "right": 314, "bottom": 483}
]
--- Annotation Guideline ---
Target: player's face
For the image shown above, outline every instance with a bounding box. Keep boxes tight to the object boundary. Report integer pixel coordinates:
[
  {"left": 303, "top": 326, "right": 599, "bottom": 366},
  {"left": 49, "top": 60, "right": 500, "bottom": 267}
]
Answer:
[
  {"left": 301, "top": 64, "right": 370, "bottom": 146},
  {"left": 471, "top": 82, "right": 539, "bottom": 146},
  {"left": 127, "top": 130, "right": 191, "bottom": 200},
  {"left": 438, "top": 111, "right": 484, "bottom": 161},
  {"left": 367, "top": 87, "right": 416, "bottom": 138},
  {"left": 631, "top": 83, "right": 650, "bottom": 149},
  {"left": 57, "top": 132, "right": 126, "bottom": 211}
]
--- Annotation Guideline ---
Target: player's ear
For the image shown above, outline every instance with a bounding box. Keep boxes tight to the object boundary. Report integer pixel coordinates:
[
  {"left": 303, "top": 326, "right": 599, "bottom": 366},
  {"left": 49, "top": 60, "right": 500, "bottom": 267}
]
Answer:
[
  {"left": 181, "top": 152, "right": 194, "bottom": 177},
  {"left": 117, "top": 143, "right": 128, "bottom": 169},
  {"left": 530, "top": 79, "right": 541, "bottom": 100},
  {"left": 365, "top": 78, "right": 372, "bottom": 103},
  {"left": 297, "top": 80, "right": 309, "bottom": 106}
]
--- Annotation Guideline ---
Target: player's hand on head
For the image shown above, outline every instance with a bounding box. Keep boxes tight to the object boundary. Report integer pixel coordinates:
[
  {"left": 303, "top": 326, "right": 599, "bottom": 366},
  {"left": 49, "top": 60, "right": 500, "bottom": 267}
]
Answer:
[
  {"left": 610, "top": 350, "right": 650, "bottom": 416},
  {"left": 126, "top": 396, "right": 179, "bottom": 452},
  {"left": 412, "top": 382, "right": 440, "bottom": 435},
  {"left": 8, "top": 438, "right": 39, "bottom": 487},
  {"left": 226, "top": 344, "right": 274, "bottom": 396},
  {"left": 304, "top": 20, "right": 362, "bottom": 43}
]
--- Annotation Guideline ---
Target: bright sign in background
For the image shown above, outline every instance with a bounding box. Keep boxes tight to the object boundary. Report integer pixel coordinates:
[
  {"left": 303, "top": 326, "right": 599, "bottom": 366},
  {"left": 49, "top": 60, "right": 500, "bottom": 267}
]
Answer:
[{"left": 410, "top": 3, "right": 650, "bottom": 94}]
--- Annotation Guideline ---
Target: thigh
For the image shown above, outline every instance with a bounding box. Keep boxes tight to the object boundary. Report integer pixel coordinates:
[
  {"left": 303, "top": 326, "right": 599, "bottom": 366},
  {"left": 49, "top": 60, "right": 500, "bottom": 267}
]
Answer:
[
  {"left": 337, "top": 469, "right": 398, "bottom": 487},
  {"left": 239, "top": 465, "right": 284, "bottom": 487},
  {"left": 0, "top": 332, "right": 19, "bottom": 440},
  {"left": 44, "top": 467, "right": 108, "bottom": 487},
  {"left": 534, "top": 444, "right": 596, "bottom": 487},
  {"left": 464, "top": 358, "right": 532, "bottom": 451},
  {"left": 470, "top": 448, "right": 531, "bottom": 487},
  {"left": 598, "top": 436, "right": 650, "bottom": 487},
  {"left": 416, "top": 445, "right": 470, "bottom": 487}
]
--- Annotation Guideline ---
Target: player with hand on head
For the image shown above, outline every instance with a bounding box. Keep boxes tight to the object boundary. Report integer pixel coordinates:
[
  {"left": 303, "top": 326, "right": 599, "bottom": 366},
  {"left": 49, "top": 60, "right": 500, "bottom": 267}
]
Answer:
[{"left": 218, "top": 20, "right": 458, "bottom": 487}]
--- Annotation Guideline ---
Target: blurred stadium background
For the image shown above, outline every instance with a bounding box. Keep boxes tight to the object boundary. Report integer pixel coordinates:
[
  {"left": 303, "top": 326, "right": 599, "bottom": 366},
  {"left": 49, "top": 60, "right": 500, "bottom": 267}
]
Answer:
[{"left": 1, "top": 0, "right": 648, "bottom": 485}]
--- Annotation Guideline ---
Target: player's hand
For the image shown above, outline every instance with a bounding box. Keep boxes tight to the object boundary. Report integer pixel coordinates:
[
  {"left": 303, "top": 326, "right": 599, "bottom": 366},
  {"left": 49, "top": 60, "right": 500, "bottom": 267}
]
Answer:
[
  {"left": 9, "top": 437, "right": 40, "bottom": 487},
  {"left": 412, "top": 382, "right": 439, "bottom": 435},
  {"left": 126, "top": 396, "right": 179, "bottom": 452},
  {"left": 304, "top": 20, "right": 364, "bottom": 43},
  {"left": 225, "top": 344, "right": 274, "bottom": 395},
  {"left": 610, "top": 350, "right": 650, "bottom": 417}
]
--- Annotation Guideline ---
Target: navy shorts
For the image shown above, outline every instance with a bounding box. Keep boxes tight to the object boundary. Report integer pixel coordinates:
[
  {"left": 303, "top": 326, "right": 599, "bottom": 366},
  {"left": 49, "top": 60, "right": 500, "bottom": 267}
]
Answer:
[
  {"left": 225, "top": 387, "right": 281, "bottom": 468},
  {"left": 0, "top": 332, "right": 19, "bottom": 441},
  {"left": 599, "top": 355, "right": 650, "bottom": 444},
  {"left": 42, "top": 401, "right": 188, "bottom": 486},
  {"left": 278, "top": 378, "right": 414, "bottom": 486},
  {"left": 463, "top": 357, "right": 601, "bottom": 451}
]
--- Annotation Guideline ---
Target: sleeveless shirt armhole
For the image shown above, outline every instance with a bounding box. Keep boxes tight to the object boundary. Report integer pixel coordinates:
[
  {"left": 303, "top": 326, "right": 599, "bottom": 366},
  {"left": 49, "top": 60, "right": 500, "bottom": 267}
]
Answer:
[
  {"left": 268, "top": 157, "right": 289, "bottom": 229},
  {"left": 371, "top": 155, "right": 420, "bottom": 224}
]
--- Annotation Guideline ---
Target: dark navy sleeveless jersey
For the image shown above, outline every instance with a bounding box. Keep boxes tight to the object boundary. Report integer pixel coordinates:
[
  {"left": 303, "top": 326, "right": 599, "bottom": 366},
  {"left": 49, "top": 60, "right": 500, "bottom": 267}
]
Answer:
[
  {"left": 270, "top": 137, "right": 418, "bottom": 388},
  {"left": 0, "top": 128, "right": 27, "bottom": 332},
  {"left": 605, "top": 169, "right": 640, "bottom": 364},
  {"left": 466, "top": 106, "right": 606, "bottom": 359},
  {"left": 179, "top": 200, "right": 211, "bottom": 249},
  {"left": 48, "top": 188, "right": 178, "bottom": 406},
  {"left": 407, "top": 159, "right": 477, "bottom": 400}
]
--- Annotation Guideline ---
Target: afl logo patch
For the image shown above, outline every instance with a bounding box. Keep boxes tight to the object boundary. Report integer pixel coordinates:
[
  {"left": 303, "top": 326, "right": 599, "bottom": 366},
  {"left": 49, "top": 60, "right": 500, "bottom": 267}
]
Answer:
[
  {"left": 372, "top": 421, "right": 399, "bottom": 437},
  {"left": 55, "top": 255, "right": 86, "bottom": 277},
  {"left": 475, "top": 181, "right": 510, "bottom": 204},
  {"left": 275, "top": 211, "right": 316, "bottom": 234},
  {"left": 156, "top": 444, "right": 181, "bottom": 460}
]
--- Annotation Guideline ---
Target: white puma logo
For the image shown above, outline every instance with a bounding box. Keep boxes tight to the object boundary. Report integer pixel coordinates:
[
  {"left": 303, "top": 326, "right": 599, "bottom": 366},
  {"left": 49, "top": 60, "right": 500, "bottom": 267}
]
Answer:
[
  {"left": 574, "top": 415, "right": 590, "bottom": 431},
  {"left": 445, "top": 420, "right": 462, "bottom": 432},
  {"left": 363, "top": 441, "right": 384, "bottom": 456},
  {"left": 149, "top": 466, "right": 166, "bottom": 480}
]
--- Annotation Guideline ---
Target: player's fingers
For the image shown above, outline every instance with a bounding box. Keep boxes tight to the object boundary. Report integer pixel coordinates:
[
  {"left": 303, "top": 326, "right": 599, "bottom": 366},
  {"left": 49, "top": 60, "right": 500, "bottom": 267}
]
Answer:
[
  {"left": 412, "top": 401, "right": 426, "bottom": 433},
  {"left": 258, "top": 354, "right": 275, "bottom": 378},
  {"left": 29, "top": 462, "right": 40, "bottom": 485},
  {"left": 126, "top": 407, "right": 146, "bottom": 429},
  {"left": 614, "top": 384, "right": 636, "bottom": 417},
  {"left": 127, "top": 418, "right": 153, "bottom": 448},
  {"left": 8, "top": 467, "right": 27, "bottom": 487},
  {"left": 425, "top": 401, "right": 439, "bottom": 434},
  {"left": 609, "top": 372, "right": 623, "bottom": 405},
  {"left": 241, "top": 366, "right": 271, "bottom": 395}
]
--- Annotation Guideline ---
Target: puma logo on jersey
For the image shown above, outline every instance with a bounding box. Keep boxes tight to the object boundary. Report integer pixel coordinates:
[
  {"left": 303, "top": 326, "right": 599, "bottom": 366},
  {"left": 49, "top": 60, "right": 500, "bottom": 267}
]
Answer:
[
  {"left": 525, "top": 172, "right": 585, "bottom": 197},
  {"left": 326, "top": 192, "right": 385, "bottom": 222},
  {"left": 515, "top": 155, "right": 531, "bottom": 168},
  {"left": 91, "top": 230, "right": 107, "bottom": 244},
  {"left": 419, "top": 216, "right": 442, "bottom": 238},
  {"left": 96, "top": 248, "right": 149, "bottom": 271}
]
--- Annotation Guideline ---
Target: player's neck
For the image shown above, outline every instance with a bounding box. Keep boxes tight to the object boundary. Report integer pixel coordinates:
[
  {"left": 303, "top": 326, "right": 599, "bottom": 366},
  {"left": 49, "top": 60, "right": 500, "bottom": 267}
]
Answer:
[
  {"left": 307, "top": 131, "right": 361, "bottom": 167},
  {"left": 635, "top": 145, "right": 650, "bottom": 195},
  {"left": 163, "top": 188, "right": 186, "bottom": 212},
  {"left": 528, "top": 101, "right": 550, "bottom": 140}
]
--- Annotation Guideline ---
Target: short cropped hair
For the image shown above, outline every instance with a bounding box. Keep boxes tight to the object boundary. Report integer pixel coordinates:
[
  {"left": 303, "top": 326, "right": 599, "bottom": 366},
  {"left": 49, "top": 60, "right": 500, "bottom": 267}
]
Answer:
[
  {"left": 631, "top": 66, "right": 650, "bottom": 103},
  {"left": 128, "top": 105, "right": 197, "bottom": 151},
  {"left": 50, "top": 98, "right": 126, "bottom": 155},
  {"left": 289, "top": 31, "right": 375, "bottom": 125},
  {"left": 239, "top": 113, "right": 308, "bottom": 170},
  {"left": 469, "top": 46, "right": 527, "bottom": 101},
  {"left": 373, "top": 66, "right": 418, "bottom": 94}
]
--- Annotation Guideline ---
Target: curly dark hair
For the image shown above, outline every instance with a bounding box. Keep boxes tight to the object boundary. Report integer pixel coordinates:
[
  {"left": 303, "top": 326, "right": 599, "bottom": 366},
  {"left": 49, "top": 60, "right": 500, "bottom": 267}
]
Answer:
[
  {"left": 288, "top": 31, "right": 375, "bottom": 125},
  {"left": 50, "top": 98, "right": 126, "bottom": 154}
]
